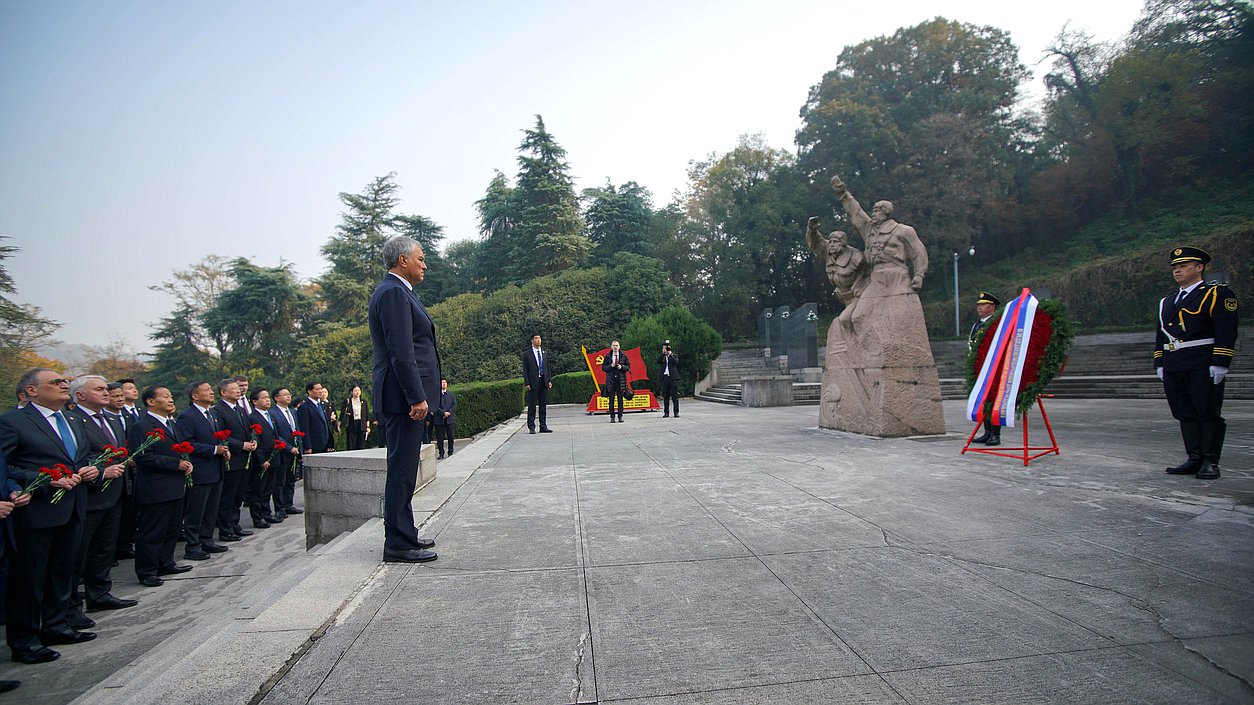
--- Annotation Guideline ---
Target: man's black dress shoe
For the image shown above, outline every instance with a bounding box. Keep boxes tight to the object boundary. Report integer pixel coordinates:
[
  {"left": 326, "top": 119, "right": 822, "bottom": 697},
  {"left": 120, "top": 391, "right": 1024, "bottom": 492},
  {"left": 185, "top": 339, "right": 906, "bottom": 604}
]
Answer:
[
  {"left": 138, "top": 576, "right": 164, "bottom": 587},
  {"left": 265, "top": 514, "right": 283, "bottom": 523},
  {"left": 158, "top": 564, "right": 193, "bottom": 575},
  {"left": 382, "top": 548, "right": 437, "bottom": 563},
  {"left": 437, "top": 453, "right": 445, "bottom": 459},
  {"left": 529, "top": 429, "right": 537, "bottom": 434},
  {"left": 184, "top": 549, "right": 210, "bottom": 561},
  {"left": 1166, "top": 460, "right": 1201, "bottom": 475},
  {"left": 67, "top": 611, "right": 96, "bottom": 630},
  {"left": 10, "top": 646, "right": 58, "bottom": 664},
  {"left": 86, "top": 594, "right": 138, "bottom": 611},
  {"left": 40, "top": 629, "right": 96, "bottom": 645},
  {"left": 674, "top": 413, "right": 679, "bottom": 417},
  {"left": 253, "top": 520, "right": 271, "bottom": 529},
  {"left": 448, "top": 449, "right": 454, "bottom": 456},
  {"left": 273, "top": 511, "right": 287, "bottom": 520},
  {"left": 1197, "top": 461, "right": 1221, "bottom": 480},
  {"left": 218, "top": 534, "right": 242, "bottom": 543},
  {"left": 115, "top": 546, "right": 136, "bottom": 560},
  {"left": 539, "top": 427, "right": 553, "bottom": 433},
  {"left": 203, "top": 542, "right": 229, "bottom": 552},
  {"left": 663, "top": 413, "right": 669, "bottom": 418},
  {"left": 416, "top": 538, "right": 435, "bottom": 549},
  {"left": 284, "top": 506, "right": 303, "bottom": 515},
  {"left": 0, "top": 680, "right": 18, "bottom": 692},
  {"left": 235, "top": 528, "right": 254, "bottom": 536}
]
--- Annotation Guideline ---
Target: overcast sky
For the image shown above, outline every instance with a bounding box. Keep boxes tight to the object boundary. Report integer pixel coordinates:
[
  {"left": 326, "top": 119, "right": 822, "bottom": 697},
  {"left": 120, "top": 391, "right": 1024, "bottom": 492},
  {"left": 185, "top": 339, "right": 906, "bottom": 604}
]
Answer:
[{"left": 0, "top": 0, "right": 1146, "bottom": 358}]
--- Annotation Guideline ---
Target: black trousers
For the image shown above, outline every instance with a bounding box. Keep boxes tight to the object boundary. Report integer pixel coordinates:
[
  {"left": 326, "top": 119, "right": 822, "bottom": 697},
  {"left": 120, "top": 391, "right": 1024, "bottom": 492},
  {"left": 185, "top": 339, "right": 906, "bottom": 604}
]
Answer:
[
  {"left": 435, "top": 423, "right": 455, "bottom": 455},
  {"left": 115, "top": 470, "right": 137, "bottom": 552},
  {"left": 73, "top": 501, "right": 121, "bottom": 605},
  {"left": 135, "top": 498, "right": 183, "bottom": 579},
  {"left": 661, "top": 375, "right": 679, "bottom": 415},
  {"left": 527, "top": 381, "right": 549, "bottom": 430},
  {"left": 217, "top": 469, "right": 247, "bottom": 535},
  {"left": 183, "top": 480, "right": 223, "bottom": 552},
  {"left": 606, "top": 379, "right": 626, "bottom": 417},
  {"left": 7, "top": 514, "right": 84, "bottom": 649},
  {"left": 272, "top": 455, "right": 297, "bottom": 511},
  {"left": 247, "top": 461, "right": 278, "bottom": 524},
  {"left": 346, "top": 420, "right": 366, "bottom": 450},
  {"left": 381, "top": 412, "right": 423, "bottom": 552},
  {"left": 1164, "top": 369, "right": 1226, "bottom": 461}
]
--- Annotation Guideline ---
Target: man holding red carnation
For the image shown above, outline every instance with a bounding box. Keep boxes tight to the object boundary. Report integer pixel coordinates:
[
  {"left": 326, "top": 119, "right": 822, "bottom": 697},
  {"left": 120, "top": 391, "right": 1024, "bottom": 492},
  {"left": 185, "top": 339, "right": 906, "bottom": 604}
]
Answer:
[{"left": 129, "top": 386, "right": 194, "bottom": 587}]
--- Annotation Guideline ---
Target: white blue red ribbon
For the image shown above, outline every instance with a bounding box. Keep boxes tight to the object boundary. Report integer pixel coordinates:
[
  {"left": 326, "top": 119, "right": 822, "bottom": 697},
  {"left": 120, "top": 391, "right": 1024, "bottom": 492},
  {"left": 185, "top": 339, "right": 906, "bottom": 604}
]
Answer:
[{"left": 967, "top": 288, "right": 1038, "bottom": 428}]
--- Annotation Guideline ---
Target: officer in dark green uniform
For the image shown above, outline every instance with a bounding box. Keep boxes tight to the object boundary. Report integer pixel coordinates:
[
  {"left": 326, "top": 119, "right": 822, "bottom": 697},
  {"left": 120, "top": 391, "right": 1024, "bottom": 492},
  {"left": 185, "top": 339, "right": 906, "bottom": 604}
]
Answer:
[
  {"left": 1155, "top": 246, "right": 1238, "bottom": 480},
  {"left": 969, "top": 291, "right": 1002, "bottom": 445}
]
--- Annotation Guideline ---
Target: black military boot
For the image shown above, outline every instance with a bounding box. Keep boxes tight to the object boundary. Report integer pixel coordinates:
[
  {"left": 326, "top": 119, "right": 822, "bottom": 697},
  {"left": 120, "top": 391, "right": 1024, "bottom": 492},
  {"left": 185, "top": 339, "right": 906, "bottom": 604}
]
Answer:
[
  {"left": 972, "top": 418, "right": 991, "bottom": 444},
  {"left": 1166, "top": 422, "right": 1203, "bottom": 474},
  {"left": 984, "top": 427, "right": 1001, "bottom": 446},
  {"left": 1196, "top": 422, "right": 1221, "bottom": 479}
]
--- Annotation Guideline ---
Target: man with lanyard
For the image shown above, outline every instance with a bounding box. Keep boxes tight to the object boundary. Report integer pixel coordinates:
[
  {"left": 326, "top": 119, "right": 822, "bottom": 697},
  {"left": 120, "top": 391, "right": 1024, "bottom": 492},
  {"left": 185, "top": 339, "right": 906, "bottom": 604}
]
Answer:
[{"left": 1155, "top": 246, "right": 1238, "bottom": 480}]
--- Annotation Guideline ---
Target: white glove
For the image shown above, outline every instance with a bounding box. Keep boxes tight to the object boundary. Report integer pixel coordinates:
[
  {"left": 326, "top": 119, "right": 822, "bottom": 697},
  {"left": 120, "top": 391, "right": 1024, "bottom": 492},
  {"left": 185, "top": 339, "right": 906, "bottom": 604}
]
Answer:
[
  {"left": 1210, "top": 366, "right": 1228, "bottom": 385},
  {"left": 1156, "top": 368, "right": 1164, "bottom": 381}
]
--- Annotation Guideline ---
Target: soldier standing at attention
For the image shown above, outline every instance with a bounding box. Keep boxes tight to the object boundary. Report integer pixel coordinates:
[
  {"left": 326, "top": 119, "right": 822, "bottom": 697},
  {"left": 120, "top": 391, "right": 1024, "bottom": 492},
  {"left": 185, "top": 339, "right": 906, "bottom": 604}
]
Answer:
[{"left": 1155, "top": 247, "right": 1238, "bottom": 480}]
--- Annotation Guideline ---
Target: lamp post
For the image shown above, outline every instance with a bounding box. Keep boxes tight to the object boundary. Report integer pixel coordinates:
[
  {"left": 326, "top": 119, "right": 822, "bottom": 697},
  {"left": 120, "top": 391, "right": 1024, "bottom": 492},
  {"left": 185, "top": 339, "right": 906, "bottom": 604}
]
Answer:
[{"left": 952, "top": 246, "right": 976, "bottom": 337}]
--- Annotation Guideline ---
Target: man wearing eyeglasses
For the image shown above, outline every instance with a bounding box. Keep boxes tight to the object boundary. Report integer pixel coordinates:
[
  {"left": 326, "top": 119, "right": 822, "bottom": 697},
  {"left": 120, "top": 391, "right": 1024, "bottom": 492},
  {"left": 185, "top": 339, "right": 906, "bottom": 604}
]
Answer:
[{"left": 0, "top": 369, "right": 101, "bottom": 665}]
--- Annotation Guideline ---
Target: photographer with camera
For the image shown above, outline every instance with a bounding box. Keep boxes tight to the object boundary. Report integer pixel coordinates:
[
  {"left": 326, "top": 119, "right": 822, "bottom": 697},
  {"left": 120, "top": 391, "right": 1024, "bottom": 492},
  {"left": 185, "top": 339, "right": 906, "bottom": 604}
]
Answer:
[{"left": 658, "top": 340, "right": 680, "bottom": 418}]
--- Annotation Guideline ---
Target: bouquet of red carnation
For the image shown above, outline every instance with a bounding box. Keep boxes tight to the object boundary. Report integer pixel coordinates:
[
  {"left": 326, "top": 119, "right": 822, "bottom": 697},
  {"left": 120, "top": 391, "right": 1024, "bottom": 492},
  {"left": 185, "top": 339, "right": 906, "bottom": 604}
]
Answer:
[
  {"left": 128, "top": 428, "right": 166, "bottom": 461},
  {"left": 171, "top": 441, "right": 196, "bottom": 487},
  {"left": 95, "top": 444, "right": 130, "bottom": 491},
  {"left": 245, "top": 423, "right": 263, "bottom": 470},
  {"left": 19, "top": 464, "right": 72, "bottom": 500},
  {"left": 47, "top": 464, "right": 76, "bottom": 504},
  {"left": 263, "top": 440, "right": 287, "bottom": 479},
  {"left": 212, "top": 429, "right": 232, "bottom": 470},
  {"left": 291, "top": 430, "right": 305, "bottom": 450}
]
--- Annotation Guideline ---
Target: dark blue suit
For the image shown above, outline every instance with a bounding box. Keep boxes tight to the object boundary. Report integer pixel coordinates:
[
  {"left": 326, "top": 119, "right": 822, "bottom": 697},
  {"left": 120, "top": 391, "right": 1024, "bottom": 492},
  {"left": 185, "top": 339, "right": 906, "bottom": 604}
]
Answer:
[
  {"left": 176, "top": 405, "right": 224, "bottom": 554},
  {"left": 268, "top": 406, "right": 300, "bottom": 514},
  {"left": 296, "top": 398, "right": 333, "bottom": 454},
  {"left": 369, "top": 273, "right": 441, "bottom": 551},
  {"left": 129, "top": 412, "right": 186, "bottom": 580}
]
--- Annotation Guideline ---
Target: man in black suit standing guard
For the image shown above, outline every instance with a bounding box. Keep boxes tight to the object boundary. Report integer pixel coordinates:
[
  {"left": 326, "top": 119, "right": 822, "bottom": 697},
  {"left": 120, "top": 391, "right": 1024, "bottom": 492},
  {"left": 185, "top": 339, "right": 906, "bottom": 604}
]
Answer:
[
  {"left": 368, "top": 235, "right": 440, "bottom": 563},
  {"left": 657, "top": 340, "right": 680, "bottom": 418},
  {"left": 433, "top": 379, "right": 457, "bottom": 459},
  {"left": 968, "top": 291, "right": 1002, "bottom": 446},
  {"left": 0, "top": 369, "right": 99, "bottom": 664},
  {"left": 602, "top": 340, "right": 631, "bottom": 423},
  {"left": 129, "top": 386, "right": 194, "bottom": 587},
  {"left": 522, "top": 334, "right": 553, "bottom": 435}
]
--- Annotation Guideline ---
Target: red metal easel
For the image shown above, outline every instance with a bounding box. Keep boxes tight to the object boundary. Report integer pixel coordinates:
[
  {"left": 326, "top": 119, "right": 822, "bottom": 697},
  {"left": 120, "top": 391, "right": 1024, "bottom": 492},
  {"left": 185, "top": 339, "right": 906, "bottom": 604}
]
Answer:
[{"left": 962, "top": 394, "right": 1060, "bottom": 467}]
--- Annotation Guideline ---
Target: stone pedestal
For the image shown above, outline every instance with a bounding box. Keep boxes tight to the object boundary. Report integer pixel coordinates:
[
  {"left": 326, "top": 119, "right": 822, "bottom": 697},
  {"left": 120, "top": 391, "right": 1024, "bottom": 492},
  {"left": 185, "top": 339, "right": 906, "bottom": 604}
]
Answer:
[
  {"left": 301, "top": 444, "right": 438, "bottom": 549},
  {"left": 742, "top": 376, "right": 794, "bottom": 407}
]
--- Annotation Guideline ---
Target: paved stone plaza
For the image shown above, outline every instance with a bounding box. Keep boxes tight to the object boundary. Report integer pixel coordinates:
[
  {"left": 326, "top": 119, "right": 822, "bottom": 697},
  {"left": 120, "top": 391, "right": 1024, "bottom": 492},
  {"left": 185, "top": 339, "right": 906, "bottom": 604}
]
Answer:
[
  {"left": 265, "top": 399, "right": 1252, "bottom": 704},
  {"left": 3, "top": 398, "right": 1251, "bottom": 704}
]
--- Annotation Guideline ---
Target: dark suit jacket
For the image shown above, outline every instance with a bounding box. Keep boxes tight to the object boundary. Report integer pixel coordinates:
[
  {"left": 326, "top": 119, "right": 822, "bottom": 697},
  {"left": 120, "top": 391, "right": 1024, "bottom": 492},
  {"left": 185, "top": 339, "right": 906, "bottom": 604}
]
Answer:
[
  {"left": 213, "top": 400, "right": 250, "bottom": 472},
  {"left": 601, "top": 351, "right": 632, "bottom": 387},
  {"left": 128, "top": 412, "right": 187, "bottom": 505},
  {"left": 0, "top": 456, "right": 20, "bottom": 556},
  {"left": 66, "top": 407, "right": 125, "bottom": 512},
  {"left": 433, "top": 389, "right": 457, "bottom": 426},
  {"left": 269, "top": 406, "right": 298, "bottom": 469},
  {"left": 249, "top": 409, "right": 277, "bottom": 469},
  {"left": 522, "top": 347, "right": 549, "bottom": 388},
  {"left": 176, "top": 405, "right": 223, "bottom": 486},
  {"left": 657, "top": 352, "right": 680, "bottom": 379},
  {"left": 296, "top": 399, "right": 332, "bottom": 452},
  {"left": 369, "top": 274, "right": 441, "bottom": 416},
  {"left": 0, "top": 404, "right": 89, "bottom": 529},
  {"left": 340, "top": 398, "right": 371, "bottom": 425}
]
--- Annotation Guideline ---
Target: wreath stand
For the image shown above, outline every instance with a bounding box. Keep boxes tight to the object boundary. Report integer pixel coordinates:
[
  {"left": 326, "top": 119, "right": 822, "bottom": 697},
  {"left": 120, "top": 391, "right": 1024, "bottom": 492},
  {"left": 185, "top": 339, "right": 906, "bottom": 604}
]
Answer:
[{"left": 962, "top": 394, "right": 1060, "bottom": 467}]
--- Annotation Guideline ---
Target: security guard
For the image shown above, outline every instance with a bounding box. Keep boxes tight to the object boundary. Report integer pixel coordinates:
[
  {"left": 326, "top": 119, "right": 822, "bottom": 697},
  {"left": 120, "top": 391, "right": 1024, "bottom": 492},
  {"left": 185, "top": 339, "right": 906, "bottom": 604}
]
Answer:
[
  {"left": 970, "top": 291, "right": 1002, "bottom": 445},
  {"left": 1155, "top": 246, "right": 1238, "bottom": 479}
]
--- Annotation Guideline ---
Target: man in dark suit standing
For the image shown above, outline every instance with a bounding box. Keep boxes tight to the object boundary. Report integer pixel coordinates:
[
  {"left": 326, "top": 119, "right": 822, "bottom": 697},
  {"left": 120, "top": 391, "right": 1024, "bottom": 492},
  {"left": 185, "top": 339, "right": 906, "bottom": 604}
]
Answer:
[
  {"left": 269, "top": 387, "right": 302, "bottom": 520},
  {"left": 657, "top": 340, "right": 680, "bottom": 418},
  {"left": 522, "top": 334, "right": 553, "bottom": 435},
  {"left": 176, "top": 382, "right": 229, "bottom": 562},
  {"left": 129, "top": 386, "right": 194, "bottom": 587},
  {"left": 601, "top": 340, "right": 631, "bottom": 423},
  {"left": 244, "top": 388, "right": 279, "bottom": 528},
  {"left": 212, "top": 379, "right": 257, "bottom": 542},
  {"left": 433, "top": 379, "right": 457, "bottom": 459},
  {"left": 297, "top": 382, "right": 334, "bottom": 455},
  {"left": 968, "top": 291, "right": 1002, "bottom": 446},
  {"left": 369, "top": 235, "right": 440, "bottom": 563},
  {"left": 65, "top": 376, "right": 136, "bottom": 621},
  {"left": 0, "top": 368, "right": 99, "bottom": 664}
]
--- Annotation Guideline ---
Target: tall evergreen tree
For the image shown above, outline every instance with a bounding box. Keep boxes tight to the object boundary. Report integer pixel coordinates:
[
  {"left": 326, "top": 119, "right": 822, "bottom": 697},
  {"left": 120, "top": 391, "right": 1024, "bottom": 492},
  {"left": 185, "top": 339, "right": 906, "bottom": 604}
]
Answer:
[
  {"left": 473, "top": 170, "right": 517, "bottom": 292},
  {"left": 512, "top": 115, "right": 589, "bottom": 279},
  {"left": 582, "top": 180, "right": 655, "bottom": 264}
]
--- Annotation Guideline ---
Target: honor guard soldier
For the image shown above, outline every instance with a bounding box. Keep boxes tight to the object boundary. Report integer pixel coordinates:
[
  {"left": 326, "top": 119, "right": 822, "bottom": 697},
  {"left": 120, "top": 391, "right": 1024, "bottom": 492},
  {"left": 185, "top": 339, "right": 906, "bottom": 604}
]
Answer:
[
  {"left": 1155, "top": 246, "right": 1238, "bottom": 479},
  {"left": 969, "top": 291, "right": 1002, "bottom": 445}
]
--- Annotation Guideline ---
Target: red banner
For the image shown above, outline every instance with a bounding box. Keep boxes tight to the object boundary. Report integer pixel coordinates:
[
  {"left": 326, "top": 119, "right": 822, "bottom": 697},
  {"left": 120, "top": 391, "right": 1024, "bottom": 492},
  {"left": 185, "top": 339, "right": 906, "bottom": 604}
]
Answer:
[{"left": 582, "top": 345, "right": 660, "bottom": 414}]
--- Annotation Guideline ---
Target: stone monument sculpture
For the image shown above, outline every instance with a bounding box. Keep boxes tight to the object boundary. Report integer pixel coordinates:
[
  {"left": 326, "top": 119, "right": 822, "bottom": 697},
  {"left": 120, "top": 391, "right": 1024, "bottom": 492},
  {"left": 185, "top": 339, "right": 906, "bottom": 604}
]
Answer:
[{"left": 806, "top": 175, "right": 945, "bottom": 436}]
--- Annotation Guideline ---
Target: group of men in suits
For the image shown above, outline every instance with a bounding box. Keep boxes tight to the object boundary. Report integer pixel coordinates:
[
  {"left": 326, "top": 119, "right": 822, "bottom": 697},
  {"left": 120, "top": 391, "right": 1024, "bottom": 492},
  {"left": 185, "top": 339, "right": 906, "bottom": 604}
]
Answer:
[{"left": 0, "top": 369, "right": 329, "bottom": 670}]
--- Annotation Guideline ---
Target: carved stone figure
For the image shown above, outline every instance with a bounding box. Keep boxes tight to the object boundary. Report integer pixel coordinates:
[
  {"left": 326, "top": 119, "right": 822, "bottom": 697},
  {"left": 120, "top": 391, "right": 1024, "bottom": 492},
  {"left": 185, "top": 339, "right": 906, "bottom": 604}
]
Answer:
[{"left": 808, "top": 175, "right": 945, "bottom": 437}]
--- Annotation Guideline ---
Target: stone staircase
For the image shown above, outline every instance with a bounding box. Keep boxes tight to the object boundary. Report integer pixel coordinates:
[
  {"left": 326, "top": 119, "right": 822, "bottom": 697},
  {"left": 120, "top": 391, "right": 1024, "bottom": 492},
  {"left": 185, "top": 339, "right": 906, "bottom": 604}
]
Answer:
[{"left": 700, "top": 330, "right": 1252, "bottom": 405}]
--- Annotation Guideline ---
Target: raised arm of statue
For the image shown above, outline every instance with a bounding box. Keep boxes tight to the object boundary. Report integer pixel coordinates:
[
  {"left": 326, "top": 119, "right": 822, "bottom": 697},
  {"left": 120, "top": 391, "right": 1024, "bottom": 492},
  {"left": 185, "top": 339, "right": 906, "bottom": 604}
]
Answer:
[
  {"left": 902, "top": 226, "right": 929, "bottom": 291},
  {"left": 833, "top": 180, "right": 871, "bottom": 240},
  {"left": 806, "top": 216, "right": 827, "bottom": 258}
]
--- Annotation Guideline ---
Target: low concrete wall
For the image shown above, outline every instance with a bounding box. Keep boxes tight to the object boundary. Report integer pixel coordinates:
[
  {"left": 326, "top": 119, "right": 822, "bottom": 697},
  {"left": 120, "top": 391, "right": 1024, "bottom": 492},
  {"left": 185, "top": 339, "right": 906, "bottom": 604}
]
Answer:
[
  {"left": 300, "top": 444, "right": 438, "bottom": 549},
  {"left": 741, "top": 375, "right": 794, "bottom": 407}
]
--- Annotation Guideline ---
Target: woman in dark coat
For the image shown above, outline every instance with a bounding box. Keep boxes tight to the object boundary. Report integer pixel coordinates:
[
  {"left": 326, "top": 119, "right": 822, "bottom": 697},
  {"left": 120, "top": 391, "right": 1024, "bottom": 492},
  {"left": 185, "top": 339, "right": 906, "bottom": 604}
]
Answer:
[{"left": 340, "top": 385, "right": 373, "bottom": 451}]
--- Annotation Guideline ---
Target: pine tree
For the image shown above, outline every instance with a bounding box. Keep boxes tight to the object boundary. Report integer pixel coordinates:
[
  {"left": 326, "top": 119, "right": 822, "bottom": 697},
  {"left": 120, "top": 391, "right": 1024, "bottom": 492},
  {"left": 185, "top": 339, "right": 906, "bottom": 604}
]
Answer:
[{"left": 511, "top": 116, "right": 589, "bottom": 280}]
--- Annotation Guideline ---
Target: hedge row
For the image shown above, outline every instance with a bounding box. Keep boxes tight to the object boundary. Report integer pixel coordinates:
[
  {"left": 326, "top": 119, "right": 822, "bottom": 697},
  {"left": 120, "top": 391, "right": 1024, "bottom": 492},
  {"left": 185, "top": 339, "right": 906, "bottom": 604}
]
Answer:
[{"left": 448, "top": 379, "right": 526, "bottom": 437}]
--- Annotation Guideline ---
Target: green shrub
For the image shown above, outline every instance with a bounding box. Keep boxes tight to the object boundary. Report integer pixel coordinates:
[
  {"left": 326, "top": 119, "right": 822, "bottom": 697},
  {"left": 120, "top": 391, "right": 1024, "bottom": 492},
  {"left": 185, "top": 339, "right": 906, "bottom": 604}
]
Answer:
[
  {"left": 448, "top": 379, "right": 525, "bottom": 437},
  {"left": 623, "top": 306, "right": 722, "bottom": 396},
  {"left": 549, "top": 370, "right": 598, "bottom": 405}
]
